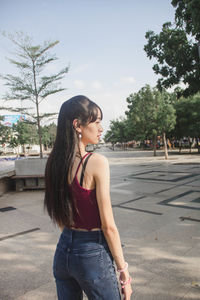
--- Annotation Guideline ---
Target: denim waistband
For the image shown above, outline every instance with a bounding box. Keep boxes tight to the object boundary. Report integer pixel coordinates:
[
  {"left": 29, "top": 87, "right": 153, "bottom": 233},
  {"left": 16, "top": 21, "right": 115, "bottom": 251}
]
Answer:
[{"left": 61, "top": 227, "right": 106, "bottom": 244}]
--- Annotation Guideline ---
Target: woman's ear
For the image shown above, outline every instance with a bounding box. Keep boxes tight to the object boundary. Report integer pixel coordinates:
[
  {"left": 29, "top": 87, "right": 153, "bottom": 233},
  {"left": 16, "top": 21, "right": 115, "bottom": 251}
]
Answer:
[{"left": 73, "top": 119, "right": 81, "bottom": 133}]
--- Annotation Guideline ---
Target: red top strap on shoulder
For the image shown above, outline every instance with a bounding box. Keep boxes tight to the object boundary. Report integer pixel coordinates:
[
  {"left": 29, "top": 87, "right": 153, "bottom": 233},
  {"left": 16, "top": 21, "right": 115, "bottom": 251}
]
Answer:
[{"left": 75, "top": 153, "right": 91, "bottom": 177}]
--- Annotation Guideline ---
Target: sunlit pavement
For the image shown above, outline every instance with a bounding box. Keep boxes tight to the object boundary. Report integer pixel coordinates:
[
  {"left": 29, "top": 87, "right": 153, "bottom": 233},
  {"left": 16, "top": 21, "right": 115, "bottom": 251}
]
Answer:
[{"left": 0, "top": 147, "right": 200, "bottom": 299}]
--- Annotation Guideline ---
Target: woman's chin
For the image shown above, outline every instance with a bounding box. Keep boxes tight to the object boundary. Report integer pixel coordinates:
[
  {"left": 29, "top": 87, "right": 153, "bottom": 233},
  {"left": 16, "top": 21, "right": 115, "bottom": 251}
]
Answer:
[{"left": 90, "top": 139, "right": 99, "bottom": 145}]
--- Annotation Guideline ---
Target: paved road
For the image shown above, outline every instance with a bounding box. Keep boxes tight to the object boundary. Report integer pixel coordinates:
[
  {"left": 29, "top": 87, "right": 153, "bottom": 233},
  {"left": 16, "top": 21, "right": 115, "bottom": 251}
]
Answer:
[{"left": 0, "top": 148, "right": 200, "bottom": 299}]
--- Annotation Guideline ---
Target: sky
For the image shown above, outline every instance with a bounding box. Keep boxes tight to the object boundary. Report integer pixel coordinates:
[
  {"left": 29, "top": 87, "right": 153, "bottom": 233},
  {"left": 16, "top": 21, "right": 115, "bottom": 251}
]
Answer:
[{"left": 0, "top": 0, "right": 176, "bottom": 133}]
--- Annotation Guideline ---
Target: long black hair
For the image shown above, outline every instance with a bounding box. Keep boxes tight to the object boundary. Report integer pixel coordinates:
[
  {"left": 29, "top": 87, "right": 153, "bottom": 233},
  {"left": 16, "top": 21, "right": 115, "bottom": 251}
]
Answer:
[{"left": 44, "top": 95, "right": 102, "bottom": 227}]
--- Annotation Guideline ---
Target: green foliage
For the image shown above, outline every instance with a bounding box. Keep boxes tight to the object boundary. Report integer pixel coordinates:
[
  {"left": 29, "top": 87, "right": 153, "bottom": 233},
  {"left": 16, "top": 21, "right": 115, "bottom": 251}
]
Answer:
[
  {"left": 0, "top": 116, "right": 12, "bottom": 147},
  {"left": 12, "top": 121, "right": 38, "bottom": 147},
  {"left": 0, "top": 32, "right": 69, "bottom": 157},
  {"left": 105, "top": 85, "right": 176, "bottom": 157},
  {"left": 144, "top": 1, "right": 200, "bottom": 97},
  {"left": 172, "top": 93, "right": 200, "bottom": 138},
  {"left": 0, "top": 120, "right": 38, "bottom": 150},
  {"left": 0, "top": 116, "right": 5, "bottom": 134},
  {"left": 172, "top": 0, "right": 200, "bottom": 39},
  {"left": 104, "top": 118, "right": 129, "bottom": 145},
  {"left": 41, "top": 123, "right": 57, "bottom": 148},
  {"left": 125, "top": 85, "right": 176, "bottom": 142},
  {"left": 0, "top": 118, "right": 57, "bottom": 152}
]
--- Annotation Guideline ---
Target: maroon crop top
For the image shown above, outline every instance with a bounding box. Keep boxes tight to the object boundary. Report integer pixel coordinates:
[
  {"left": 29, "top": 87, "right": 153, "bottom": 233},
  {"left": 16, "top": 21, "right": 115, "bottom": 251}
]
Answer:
[{"left": 70, "top": 153, "right": 101, "bottom": 230}]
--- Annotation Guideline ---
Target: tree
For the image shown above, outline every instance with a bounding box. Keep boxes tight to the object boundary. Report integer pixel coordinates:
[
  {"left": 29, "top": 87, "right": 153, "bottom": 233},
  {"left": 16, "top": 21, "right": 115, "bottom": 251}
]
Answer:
[
  {"left": 0, "top": 118, "right": 57, "bottom": 155},
  {"left": 156, "top": 90, "right": 177, "bottom": 159},
  {"left": 0, "top": 32, "right": 69, "bottom": 157},
  {"left": 104, "top": 118, "right": 129, "bottom": 150},
  {"left": 0, "top": 116, "right": 6, "bottom": 139},
  {"left": 0, "top": 116, "right": 12, "bottom": 152},
  {"left": 41, "top": 123, "right": 57, "bottom": 150},
  {"left": 144, "top": 0, "right": 200, "bottom": 97},
  {"left": 104, "top": 118, "right": 134, "bottom": 150},
  {"left": 12, "top": 121, "right": 38, "bottom": 154},
  {"left": 126, "top": 85, "right": 155, "bottom": 143},
  {"left": 172, "top": 93, "right": 200, "bottom": 152},
  {"left": 125, "top": 85, "right": 176, "bottom": 158},
  {"left": 0, "top": 118, "right": 38, "bottom": 155}
]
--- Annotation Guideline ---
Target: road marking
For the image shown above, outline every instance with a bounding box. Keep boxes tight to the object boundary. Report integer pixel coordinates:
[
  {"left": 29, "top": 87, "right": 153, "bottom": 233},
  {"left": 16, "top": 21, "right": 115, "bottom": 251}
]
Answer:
[
  {"left": 0, "top": 206, "right": 16, "bottom": 212},
  {"left": 0, "top": 228, "right": 40, "bottom": 241}
]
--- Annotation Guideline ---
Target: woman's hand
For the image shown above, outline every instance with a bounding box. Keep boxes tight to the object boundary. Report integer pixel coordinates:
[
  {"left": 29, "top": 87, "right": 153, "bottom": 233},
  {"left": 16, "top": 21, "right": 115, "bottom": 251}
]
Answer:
[
  {"left": 120, "top": 271, "right": 133, "bottom": 300},
  {"left": 121, "top": 279, "right": 132, "bottom": 300}
]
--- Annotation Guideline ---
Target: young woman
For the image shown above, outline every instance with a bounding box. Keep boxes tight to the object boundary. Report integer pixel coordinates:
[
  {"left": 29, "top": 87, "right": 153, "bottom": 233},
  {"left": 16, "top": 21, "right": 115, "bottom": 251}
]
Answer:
[{"left": 44, "top": 95, "right": 132, "bottom": 300}]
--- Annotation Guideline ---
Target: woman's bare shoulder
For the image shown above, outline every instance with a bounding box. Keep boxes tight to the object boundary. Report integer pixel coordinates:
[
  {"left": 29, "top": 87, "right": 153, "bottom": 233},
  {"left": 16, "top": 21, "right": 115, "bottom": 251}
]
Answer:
[
  {"left": 89, "top": 153, "right": 109, "bottom": 172},
  {"left": 90, "top": 152, "right": 108, "bottom": 164},
  {"left": 89, "top": 153, "right": 109, "bottom": 179}
]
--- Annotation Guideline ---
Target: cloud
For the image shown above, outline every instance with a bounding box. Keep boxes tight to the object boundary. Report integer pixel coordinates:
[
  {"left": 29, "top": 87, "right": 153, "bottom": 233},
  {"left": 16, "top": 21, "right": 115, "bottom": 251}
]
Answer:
[
  {"left": 92, "top": 81, "right": 102, "bottom": 90},
  {"left": 73, "top": 80, "right": 85, "bottom": 89},
  {"left": 121, "top": 76, "right": 136, "bottom": 84},
  {"left": 72, "top": 64, "right": 90, "bottom": 74}
]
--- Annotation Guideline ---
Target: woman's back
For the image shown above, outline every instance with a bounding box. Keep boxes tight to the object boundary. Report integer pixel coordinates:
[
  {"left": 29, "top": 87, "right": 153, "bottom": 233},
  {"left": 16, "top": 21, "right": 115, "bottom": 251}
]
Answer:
[
  {"left": 70, "top": 153, "right": 95, "bottom": 190},
  {"left": 70, "top": 152, "right": 101, "bottom": 231}
]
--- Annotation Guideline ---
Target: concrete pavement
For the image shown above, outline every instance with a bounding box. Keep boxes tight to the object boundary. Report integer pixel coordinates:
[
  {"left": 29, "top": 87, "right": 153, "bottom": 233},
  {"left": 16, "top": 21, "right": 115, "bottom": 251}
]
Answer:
[{"left": 0, "top": 148, "right": 200, "bottom": 299}]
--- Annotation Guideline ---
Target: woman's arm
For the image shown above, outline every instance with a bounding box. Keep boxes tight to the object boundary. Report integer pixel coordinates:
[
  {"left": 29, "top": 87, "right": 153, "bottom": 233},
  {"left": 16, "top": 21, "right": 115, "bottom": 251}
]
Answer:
[{"left": 93, "top": 154, "right": 132, "bottom": 298}]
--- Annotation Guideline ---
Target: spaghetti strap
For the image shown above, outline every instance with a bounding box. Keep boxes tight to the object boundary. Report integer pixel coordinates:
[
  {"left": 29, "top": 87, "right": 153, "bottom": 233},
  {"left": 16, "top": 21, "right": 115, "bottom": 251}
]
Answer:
[
  {"left": 80, "top": 153, "right": 92, "bottom": 186},
  {"left": 74, "top": 153, "right": 90, "bottom": 177}
]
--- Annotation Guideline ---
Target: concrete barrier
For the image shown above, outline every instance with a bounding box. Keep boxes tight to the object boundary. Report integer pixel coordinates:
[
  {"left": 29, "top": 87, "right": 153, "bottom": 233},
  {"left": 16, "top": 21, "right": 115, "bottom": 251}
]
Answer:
[
  {"left": 13, "top": 158, "right": 48, "bottom": 191},
  {"left": 15, "top": 157, "right": 48, "bottom": 176},
  {"left": 0, "top": 171, "right": 15, "bottom": 196}
]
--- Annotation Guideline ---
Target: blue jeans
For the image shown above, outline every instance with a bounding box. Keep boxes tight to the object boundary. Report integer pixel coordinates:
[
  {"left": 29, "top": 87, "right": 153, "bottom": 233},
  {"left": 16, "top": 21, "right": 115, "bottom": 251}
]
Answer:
[{"left": 53, "top": 228, "right": 121, "bottom": 299}]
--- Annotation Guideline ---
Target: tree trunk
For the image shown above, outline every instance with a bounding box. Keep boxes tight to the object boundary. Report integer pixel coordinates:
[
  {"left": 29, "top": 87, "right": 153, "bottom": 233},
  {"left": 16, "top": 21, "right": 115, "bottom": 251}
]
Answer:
[
  {"left": 188, "top": 137, "right": 191, "bottom": 154},
  {"left": 179, "top": 139, "right": 182, "bottom": 153},
  {"left": 163, "top": 132, "right": 168, "bottom": 160},
  {"left": 153, "top": 135, "right": 157, "bottom": 156},
  {"left": 33, "top": 61, "right": 43, "bottom": 158},
  {"left": 22, "top": 144, "right": 25, "bottom": 155},
  {"left": 196, "top": 137, "right": 200, "bottom": 153},
  {"left": 36, "top": 100, "right": 43, "bottom": 158},
  {"left": 17, "top": 145, "right": 20, "bottom": 157}
]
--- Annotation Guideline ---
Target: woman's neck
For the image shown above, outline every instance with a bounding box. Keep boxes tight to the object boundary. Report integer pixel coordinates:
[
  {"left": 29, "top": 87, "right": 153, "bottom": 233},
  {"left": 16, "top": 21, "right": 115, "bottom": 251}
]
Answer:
[{"left": 76, "top": 141, "right": 87, "bottom": 157}]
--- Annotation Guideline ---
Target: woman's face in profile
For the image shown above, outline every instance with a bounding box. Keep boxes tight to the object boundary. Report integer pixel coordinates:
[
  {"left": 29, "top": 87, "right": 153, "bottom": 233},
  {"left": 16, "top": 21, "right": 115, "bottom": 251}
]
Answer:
[{"left": 81, "top": 109, "right": 103, "bottom": 145}]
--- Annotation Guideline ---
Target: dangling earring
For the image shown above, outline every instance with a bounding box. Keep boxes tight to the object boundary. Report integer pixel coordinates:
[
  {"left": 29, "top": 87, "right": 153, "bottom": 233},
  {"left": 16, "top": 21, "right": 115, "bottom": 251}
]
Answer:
[{"left": 79, "top": 133, "right": 82, "bottom": 139}]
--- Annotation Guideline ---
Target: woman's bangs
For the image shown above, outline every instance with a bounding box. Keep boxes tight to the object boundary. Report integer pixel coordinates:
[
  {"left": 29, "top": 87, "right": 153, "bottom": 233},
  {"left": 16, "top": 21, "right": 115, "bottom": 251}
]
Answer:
[{"left": 88, "top": 104, "right": 103, "bottom": 123}]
